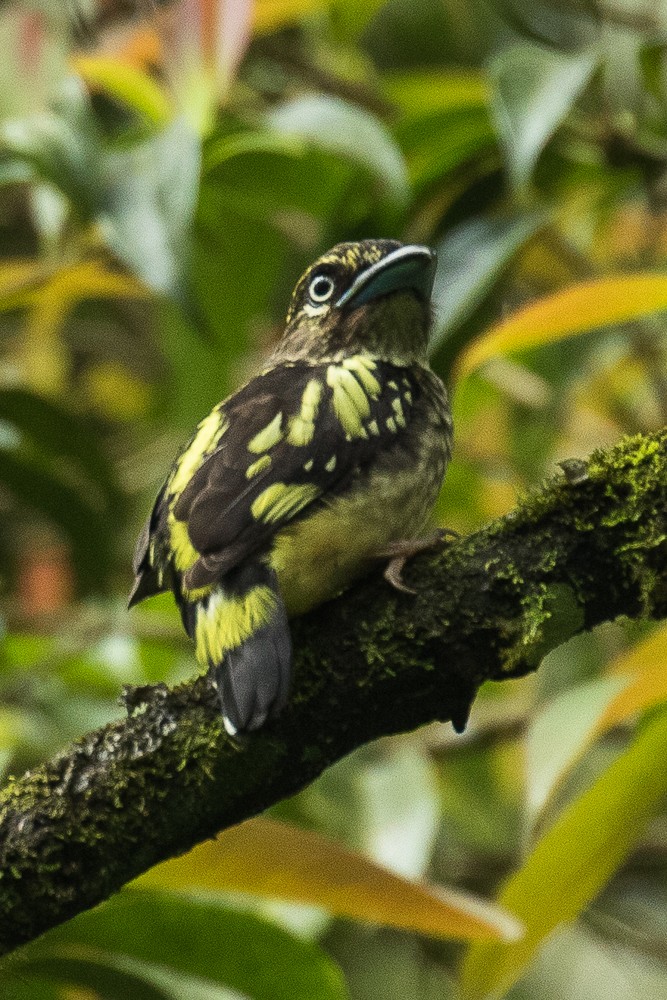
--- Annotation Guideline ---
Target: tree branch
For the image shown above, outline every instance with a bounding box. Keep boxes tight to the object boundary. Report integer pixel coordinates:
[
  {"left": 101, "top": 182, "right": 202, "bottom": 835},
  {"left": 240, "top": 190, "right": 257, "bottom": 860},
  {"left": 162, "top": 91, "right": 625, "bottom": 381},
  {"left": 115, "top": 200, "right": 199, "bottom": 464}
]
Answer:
[{"left": 1, "top": 428, "right": 666, "bottom": 955}]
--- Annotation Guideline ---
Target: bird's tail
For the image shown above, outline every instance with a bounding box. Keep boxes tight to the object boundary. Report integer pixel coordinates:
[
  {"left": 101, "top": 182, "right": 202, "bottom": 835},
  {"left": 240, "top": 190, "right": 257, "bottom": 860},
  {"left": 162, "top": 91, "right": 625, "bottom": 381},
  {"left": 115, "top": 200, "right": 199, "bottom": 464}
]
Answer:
[{"left": 190, "top": 562, "right": 292, "bottom": 736}]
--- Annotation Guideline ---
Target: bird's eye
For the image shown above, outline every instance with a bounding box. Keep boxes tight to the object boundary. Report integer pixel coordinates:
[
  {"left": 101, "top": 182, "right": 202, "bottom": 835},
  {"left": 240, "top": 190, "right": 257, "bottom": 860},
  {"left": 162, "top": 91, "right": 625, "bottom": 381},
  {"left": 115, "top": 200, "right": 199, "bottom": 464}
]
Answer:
[{"left": 308, "top": 274, "right": 335, "bottom": 304}]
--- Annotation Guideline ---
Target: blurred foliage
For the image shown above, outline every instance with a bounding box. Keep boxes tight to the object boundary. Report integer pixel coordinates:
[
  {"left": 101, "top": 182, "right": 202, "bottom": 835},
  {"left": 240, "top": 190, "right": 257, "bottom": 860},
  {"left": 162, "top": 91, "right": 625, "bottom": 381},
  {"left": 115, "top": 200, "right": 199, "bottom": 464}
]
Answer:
[{"left": 1, "top": 0, "right": 667, "bottom": 998}]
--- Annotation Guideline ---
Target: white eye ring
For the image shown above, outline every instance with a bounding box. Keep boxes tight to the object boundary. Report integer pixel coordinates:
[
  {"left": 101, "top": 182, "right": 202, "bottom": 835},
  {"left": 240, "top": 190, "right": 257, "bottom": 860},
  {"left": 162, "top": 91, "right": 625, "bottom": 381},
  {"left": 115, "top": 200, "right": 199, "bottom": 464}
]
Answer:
[{"left": 308, "top": 274, "right": 335, "bottom": 304}]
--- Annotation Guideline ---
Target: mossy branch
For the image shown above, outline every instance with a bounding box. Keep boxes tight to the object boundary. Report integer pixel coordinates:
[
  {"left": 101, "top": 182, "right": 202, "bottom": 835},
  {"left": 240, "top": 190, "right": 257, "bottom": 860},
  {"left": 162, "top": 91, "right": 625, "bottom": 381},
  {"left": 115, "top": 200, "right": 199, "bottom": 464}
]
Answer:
[{"left": 1, "top": 428, "right": 666, "bottom": 955}]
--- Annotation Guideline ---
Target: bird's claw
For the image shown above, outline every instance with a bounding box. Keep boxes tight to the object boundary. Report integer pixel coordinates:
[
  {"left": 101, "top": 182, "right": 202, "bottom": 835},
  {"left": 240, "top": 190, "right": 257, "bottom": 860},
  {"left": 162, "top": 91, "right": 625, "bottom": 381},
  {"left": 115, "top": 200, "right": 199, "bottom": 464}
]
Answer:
[
  {"left": 378, "top": 528, "right": 459, "bottom": 595},
  {"left": 384, "top": 556, "right": 417, "bottom": 594}
]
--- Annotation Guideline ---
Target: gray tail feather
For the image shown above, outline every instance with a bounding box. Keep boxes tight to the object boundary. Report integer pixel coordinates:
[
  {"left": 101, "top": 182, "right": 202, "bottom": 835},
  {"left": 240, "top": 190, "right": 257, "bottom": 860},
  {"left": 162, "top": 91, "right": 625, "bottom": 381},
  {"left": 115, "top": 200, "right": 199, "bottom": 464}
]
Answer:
[{"left": 208, "top": 569, "right": 292, "bottom": 735}]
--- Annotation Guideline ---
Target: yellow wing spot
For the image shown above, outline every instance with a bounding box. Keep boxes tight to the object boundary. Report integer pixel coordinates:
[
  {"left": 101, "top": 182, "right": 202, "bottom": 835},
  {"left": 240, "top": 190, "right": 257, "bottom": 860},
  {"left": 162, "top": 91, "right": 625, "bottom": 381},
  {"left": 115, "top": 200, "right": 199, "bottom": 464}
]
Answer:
[
  {"left": 327, "top": 365, "right": 370, "bottom": 439},
  {"left": 304, "top": 459, "right": 314, "bottom": 472},
  {"left": 195, "top": 585, "right": 277, "bottom": 664},
  {"left": 404, "top": 390, "right": 413, "bottom": 404},
  {"left": 246, "top": 455, "right": 272, "bottom": 479},
  {"left": 251, "top": 482, "right": 320, "bottom": 524},
  {"left": 391, "top": 397, "right": 406, "bottom": 428},
  {"left": 170, "top": 410, "right": 227, "bottom": 496},
  {"left": 402, "top": 377, "right": 411, "bottom": 389},
  {"left": 287, "top": 379, "right": 322, "bottom": 446},
  {"left": 386, "top": 416, "right": 397, "bottom": 433},
  {"left": 367, "top": 419, "right": 380, "bottom": 436},
  {"left": 169, "top": 517, "right": 199, "bottom": 572},
  {"left": 342, "top": 356, "right": 381, "bottom": 397},
  {"left": 248, "top": 412, "right": 283, "bottom": 454},
  {"left": 325, "top": 455, "right": 337, "bottom": 472},
  {"left": 388, "top": 380, "right": 398, "bottom": 391}
]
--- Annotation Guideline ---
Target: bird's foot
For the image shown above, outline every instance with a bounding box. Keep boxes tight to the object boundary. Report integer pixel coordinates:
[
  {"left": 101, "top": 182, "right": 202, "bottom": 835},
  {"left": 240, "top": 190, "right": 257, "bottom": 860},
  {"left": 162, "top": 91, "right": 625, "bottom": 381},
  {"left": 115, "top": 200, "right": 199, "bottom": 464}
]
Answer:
[{"left": 377, "top": 529, "right": 459, "bottom": 595}]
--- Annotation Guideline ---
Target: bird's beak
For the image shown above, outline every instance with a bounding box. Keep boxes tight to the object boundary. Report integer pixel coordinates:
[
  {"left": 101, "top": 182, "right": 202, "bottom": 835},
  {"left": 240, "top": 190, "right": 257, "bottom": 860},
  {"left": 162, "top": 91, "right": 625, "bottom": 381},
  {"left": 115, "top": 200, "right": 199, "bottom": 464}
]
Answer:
[{"left": 336, "top": 245, "right": 437, "bottom": 309}]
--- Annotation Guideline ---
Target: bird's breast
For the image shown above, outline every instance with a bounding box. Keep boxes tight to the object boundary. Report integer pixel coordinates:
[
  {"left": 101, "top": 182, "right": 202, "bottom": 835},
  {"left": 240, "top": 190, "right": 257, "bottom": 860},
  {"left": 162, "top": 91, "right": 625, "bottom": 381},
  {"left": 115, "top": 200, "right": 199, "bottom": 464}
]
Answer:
[{"left": 270, "top": 420, "right": 449, "bottom": 617}]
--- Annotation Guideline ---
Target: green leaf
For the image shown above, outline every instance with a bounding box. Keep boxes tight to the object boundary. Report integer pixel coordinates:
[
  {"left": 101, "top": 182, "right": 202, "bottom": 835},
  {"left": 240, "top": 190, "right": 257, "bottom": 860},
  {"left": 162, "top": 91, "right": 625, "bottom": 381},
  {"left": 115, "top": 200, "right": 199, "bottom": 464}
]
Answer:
[
  {"left": 488, "top": 41, "right": 597, "bottom": 188},
  {"left": 0, "top": 388, "right": 123, "bottom": 512},
  {"left": 14, "top": 954, "right": 245, "bottom": 1000},
  {"left": 526, "top": 675, "right": 628, "bottom": 821},
  {"left": 203, "top": 133, "right": 365, "bottom": 227},
  {"left": 14, "top": 955, "right": 174, "bottom": 1000},
  {"left": 0, "top": 971, "right": 61, "bottom": 1000},
  {"left": 494, "top": 0, "right": 600, "bottom": 52},
  {"left": 102, "top": 117, "right": 201, "bottom": 298},
  {"left": 395, "top": 107, "right": 496, "bottom": 191},
  {"left": 333, "top": 0, "right": 388, "bottom": 39},
  {"left": 0, "top": 450, "right": 111, "bottom": 592},
  {"left": 19, "top": 890, "right": 349, "bottom": 1000},
  {"left": 268, "top": 96, "right": 409, "bottom": 209},
  {"left": 430, "top": 213, "right": 542, "bottom": 368},
  {"left": 1, "top": 78, "right": 104, "bottom": 220},
  {"left": 461, "top": 709, "right": 667, "bottom": 999}
]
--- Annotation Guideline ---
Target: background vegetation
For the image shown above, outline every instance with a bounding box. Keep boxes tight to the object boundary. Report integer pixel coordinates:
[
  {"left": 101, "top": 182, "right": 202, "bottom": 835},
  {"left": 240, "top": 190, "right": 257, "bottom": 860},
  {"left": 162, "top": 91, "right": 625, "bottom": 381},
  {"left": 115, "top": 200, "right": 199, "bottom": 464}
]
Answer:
[{"left": 1, "top": 0, "right": 667, "bottom": 997}]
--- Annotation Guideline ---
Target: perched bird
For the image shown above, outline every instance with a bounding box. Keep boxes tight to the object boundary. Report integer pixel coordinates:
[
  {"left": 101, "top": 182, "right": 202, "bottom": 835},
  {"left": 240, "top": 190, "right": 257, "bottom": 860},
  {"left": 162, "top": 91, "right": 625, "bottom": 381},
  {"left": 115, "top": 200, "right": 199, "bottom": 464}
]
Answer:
[{"left": 129, "top": 240, "right": 453, "bottom": 735}]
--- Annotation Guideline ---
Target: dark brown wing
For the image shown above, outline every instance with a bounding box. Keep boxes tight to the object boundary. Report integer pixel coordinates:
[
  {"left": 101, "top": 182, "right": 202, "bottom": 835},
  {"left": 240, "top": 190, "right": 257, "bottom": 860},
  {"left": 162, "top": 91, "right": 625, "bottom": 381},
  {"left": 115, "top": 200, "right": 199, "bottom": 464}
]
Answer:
[{"left": 170, "top": 359, "right": 420, "bottom": 593}]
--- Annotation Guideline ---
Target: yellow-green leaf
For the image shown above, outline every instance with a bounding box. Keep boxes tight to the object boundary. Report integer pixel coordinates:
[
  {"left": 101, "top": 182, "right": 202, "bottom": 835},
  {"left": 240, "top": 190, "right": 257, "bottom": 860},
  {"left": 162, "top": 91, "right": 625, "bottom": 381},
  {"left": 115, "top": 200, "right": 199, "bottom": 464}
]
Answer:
[
  {"left": 461, "top": 710, "right": 667, "bottom": 1000},
  {"left": 383, "top": 70, "right": 489, "bottom": 117},
  {"left": 72, "top": 55, "right": 173, "bottom": 126},
  {"left": 458, "top": 273, "right": 667, "bottom": 375},
  {"left": 253, "top": 0, "right": 328, "bottom": 33},
  {"left": 0, "top": 260, "right": 148, "bottom": 395},
  {"left": 139, "top": 817, "right": 522, "bottom": 943}
]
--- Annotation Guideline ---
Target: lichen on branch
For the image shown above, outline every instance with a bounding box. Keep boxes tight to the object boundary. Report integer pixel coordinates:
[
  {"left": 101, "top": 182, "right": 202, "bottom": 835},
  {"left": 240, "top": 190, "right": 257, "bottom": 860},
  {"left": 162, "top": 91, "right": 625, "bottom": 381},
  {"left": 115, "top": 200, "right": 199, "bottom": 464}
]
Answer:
[{"left": 0, "top": 427, "right": 665, "bottom": 956}]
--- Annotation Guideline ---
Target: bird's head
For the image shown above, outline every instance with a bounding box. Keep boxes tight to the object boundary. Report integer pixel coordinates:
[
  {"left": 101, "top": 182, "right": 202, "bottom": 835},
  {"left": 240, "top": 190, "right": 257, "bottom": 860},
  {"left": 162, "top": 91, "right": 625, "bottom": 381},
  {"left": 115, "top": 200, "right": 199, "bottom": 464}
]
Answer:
[{"left": 275, "top": 239, "right": 437, "bottom": 364}]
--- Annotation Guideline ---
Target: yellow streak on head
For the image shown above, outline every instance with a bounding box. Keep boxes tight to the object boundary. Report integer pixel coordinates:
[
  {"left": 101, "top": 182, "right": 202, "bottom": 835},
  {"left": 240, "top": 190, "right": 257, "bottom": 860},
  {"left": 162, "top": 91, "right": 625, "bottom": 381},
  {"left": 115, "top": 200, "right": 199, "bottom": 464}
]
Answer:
[
  {"left": 248, "top": 412, "right": 283, "bottom": 454},
  {"left": 327, "top": 365, "right": 371, "bottom": 439},
  {"left": 195, "top": 585, "right": 277, "bottom": 664},
  {"left": 170, "top": 411, "right": 227, "bottom": 496},
  {"left": 251, "top": 481, "right": 320, "bottom": 524}
]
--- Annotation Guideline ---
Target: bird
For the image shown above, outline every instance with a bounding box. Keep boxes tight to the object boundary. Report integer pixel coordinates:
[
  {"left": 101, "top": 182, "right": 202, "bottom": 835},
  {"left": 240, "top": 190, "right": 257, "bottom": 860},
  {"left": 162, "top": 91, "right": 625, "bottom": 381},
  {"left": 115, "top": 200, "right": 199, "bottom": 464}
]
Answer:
[{"left": 129, "top": 239, "right": 453, "bottom": 736}]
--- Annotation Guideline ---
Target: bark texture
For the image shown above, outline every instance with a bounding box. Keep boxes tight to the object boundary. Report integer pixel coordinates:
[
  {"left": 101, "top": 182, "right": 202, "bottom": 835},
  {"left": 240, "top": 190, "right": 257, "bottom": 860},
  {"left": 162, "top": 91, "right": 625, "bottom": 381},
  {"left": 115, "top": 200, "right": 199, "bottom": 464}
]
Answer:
[{"left": 0, "top": 427, "right": 666, "bottom": 955}]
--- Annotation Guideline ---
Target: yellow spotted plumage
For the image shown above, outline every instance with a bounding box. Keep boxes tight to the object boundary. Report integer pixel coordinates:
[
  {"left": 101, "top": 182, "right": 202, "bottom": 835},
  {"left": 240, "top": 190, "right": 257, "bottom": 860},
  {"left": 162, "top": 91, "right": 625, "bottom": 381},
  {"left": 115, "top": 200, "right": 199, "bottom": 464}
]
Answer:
[{"left": 130, "top": 239, "right": 452, "bottom": 735}]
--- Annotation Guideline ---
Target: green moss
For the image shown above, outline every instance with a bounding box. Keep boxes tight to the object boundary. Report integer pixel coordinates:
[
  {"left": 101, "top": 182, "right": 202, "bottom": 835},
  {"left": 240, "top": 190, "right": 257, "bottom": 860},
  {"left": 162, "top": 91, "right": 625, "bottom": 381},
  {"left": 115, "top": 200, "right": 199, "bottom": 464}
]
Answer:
[{"left": 0, "top": 427, "right": 665, "bottom": 956}]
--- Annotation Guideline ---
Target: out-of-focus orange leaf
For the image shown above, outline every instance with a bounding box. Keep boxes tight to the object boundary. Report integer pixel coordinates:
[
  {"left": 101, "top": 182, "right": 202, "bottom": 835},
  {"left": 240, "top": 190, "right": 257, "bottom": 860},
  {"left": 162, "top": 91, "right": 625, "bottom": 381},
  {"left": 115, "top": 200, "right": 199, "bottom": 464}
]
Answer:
[
  {"left": 96, "top": 26, "right": 164, "bottom": 72},
  {"left": 596, "top": 628, "right": 667, "bottom": 733},
  {"left": 18, "top": 544, "right": 73, "bottom": 617},
  {"left": 139, "top": 817, "right": 522, "bottom": 943},
  {"left": 462, "top": 709, "right": 667, "bottom": 999},
  {"left": 253, "top": 0, "right": 329, "bottom": 33},
  {"left": 457, "top": 273, "right": 667, "bottom": 375}
]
